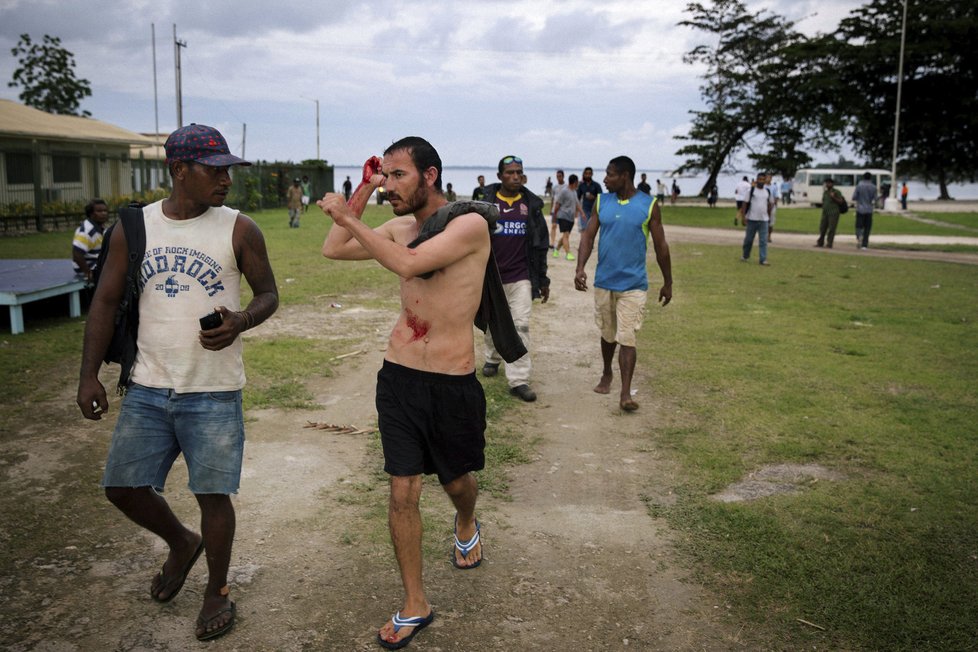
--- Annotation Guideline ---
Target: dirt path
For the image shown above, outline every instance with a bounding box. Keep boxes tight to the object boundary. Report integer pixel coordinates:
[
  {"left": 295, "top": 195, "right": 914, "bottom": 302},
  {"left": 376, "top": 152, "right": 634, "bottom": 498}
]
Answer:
[{"left": 4, "top": 224, "right": 973, "bottom": 651}]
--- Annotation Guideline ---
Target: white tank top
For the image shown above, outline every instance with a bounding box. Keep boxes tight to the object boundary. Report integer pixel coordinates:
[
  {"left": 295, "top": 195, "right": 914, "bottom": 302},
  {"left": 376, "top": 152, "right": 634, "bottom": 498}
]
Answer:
[{"left": 131, "top": 200, "right": 245, "bottom": 392}]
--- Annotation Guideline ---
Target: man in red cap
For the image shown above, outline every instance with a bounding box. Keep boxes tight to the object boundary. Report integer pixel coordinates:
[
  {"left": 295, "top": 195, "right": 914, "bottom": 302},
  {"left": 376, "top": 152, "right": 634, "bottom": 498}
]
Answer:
[{"left": 77, "top": 123, "right": 279, "bottom": 641}]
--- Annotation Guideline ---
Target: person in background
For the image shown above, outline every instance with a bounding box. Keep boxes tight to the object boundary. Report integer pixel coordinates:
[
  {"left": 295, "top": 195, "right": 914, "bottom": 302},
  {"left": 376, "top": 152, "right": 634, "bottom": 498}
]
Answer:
[
  {"left": 734, "top": 175, "right": 751, "bottom": 224},
  {"left": 637, "top": 173, "right": 652, "bottom": 195},
  {"left": 738, "top": 172, "right": 773, "bottom": 264},
  {"left": 766, "top": 173, "right": 780, "bottom": 243},
  {"left": 852, "top": 171, "right": 878, "bottom": 249},
  {"left": 301, "top": 175, "right": 312, "bottom": 212},
  {"left": 670, "top": 179, "right": 680, "bottom": 204},
  {"left": 445, "top": 182, "right": 458, "bottom": 201},
  {"left": 655, "top": 178, "right": 667, "bottom": 205},
  {"left": 781, "top": 177, "right": 792, "bottom": 205},
  {"left": 901, "top": 181, "right": 909, "bottom": 210},
  {"left": 816, "top": 178, "right": 847, "bottom": 248},
  {"left": 549, "top": 169, "right": 566, "bottom": 251},
  {"left": 577, "top": 167, "right": 601, "bottom": 232},
  {"left": 481, "top": 154, "right": 550, "bottom": 403},
  {"left": 574, "top": 155, "right": 672, "bottom": 413},
  {"left": 552, "top": 173, "right": 584, "bottom": 260},
  {"left": 77, "top": 123, "right": 279, "bottom": 642},
  {"left": 343, "top": 175, "right": 353, "bottom": 202},
  {"left": 707, "top": 184, "right": 718, "bottom": 208},
  {"left": 472, "top": 175, "right": 488, "bottom": 202},
  {"left": 287, "top": 177, "right": 303, "bottom": 228},
  {"left": 72, "top": 198, "right": 109, "bottom": 282}
]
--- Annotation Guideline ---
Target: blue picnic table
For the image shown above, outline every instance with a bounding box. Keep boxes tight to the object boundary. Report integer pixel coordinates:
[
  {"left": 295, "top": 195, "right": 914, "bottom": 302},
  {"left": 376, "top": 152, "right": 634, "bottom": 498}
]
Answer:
[{"left": 0, "top": 259, "right": 89, "bottom": 334}]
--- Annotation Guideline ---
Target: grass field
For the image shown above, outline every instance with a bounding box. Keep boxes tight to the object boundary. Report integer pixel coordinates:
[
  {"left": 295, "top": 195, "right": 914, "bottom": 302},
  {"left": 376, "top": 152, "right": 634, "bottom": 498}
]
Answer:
[
  {"left": 2, "top": 205, "right": 976, "bottom": 649},
  {"left": 643, "top": 241, "right": 978, "bottom": 650}
]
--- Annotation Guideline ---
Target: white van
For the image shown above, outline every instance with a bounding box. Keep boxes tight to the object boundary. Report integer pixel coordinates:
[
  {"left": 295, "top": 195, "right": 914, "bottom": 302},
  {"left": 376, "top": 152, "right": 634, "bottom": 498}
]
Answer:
[{"left": 792, "top": 168, "right": 892, "bottom": 207}]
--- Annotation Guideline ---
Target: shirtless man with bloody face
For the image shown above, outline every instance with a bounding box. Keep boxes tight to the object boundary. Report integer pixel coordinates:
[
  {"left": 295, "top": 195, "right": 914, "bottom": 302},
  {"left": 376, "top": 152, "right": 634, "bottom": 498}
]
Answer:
[{"left": 319, "top": 137, "right": 488, "bottom": 650}]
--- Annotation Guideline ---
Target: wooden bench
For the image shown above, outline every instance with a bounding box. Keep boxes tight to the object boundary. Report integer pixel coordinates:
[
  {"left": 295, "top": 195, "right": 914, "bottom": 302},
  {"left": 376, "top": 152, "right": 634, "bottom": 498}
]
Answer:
[{"left": 0, "top": 259, "right": 89, "bottom": 334}]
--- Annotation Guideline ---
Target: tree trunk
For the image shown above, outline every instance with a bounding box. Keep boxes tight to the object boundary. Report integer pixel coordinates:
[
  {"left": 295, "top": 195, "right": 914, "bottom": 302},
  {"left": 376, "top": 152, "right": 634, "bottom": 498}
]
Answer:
[
  {"left": 937, "top": 168, "right": 951, "bottom": 200},
  {"left": 699, "top": 163, "right": 722, "bottom": 198}
]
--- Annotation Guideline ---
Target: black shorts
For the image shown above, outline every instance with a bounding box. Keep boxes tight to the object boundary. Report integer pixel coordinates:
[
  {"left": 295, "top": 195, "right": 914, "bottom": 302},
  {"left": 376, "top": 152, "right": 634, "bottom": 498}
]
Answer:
[
  {"left": 557, "top": 219, "right": 574, "bottom": 233},
  {"left": 376, "top": 360, "right": 486, "bottom": 484}
]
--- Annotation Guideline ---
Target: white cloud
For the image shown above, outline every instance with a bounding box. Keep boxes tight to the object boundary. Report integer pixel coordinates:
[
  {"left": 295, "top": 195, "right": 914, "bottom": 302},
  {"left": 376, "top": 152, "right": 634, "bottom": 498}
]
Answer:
[{"left": 0, "top": 0, "right": 868, "bottom": 169}]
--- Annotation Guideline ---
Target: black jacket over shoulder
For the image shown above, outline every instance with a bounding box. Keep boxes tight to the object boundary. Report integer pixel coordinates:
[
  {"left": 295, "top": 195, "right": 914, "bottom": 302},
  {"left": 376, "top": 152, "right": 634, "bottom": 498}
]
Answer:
[
  {"left": 482, "top": 182, "right": 551, "bottom": 299},
  {"left": 407, "top": 200, "right": 527, "bottom": 364}
]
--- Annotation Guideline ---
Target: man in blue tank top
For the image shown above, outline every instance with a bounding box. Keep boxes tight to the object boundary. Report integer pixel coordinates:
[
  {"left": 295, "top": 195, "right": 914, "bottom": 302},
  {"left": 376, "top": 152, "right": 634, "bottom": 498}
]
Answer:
[{"left": 574, "top": 156, "right": 672, "bottom": 412}]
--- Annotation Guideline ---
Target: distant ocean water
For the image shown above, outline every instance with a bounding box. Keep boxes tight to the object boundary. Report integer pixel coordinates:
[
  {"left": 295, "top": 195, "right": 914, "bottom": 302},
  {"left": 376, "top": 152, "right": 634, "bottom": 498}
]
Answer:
[{"left": 331, "top": 165, "right": 978, "bottom": 202}]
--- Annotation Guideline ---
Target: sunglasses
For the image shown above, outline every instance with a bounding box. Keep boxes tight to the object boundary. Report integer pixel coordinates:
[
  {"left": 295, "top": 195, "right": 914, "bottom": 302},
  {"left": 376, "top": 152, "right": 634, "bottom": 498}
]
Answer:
[{"left": 501, "top": 156, "right": 523, "bottom": 165}]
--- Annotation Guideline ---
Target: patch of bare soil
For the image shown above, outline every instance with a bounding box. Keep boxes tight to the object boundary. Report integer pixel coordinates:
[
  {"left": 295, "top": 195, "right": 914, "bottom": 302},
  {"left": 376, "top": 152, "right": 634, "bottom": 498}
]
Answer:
[{"left": 711, "top": 464, "right": 846, "bottom": 503}]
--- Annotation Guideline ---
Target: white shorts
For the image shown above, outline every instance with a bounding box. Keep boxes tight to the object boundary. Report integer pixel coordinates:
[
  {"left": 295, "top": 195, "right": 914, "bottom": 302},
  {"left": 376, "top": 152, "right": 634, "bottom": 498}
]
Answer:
[{"left": 301, "top": 195, "right": 310, "bottom": 206}]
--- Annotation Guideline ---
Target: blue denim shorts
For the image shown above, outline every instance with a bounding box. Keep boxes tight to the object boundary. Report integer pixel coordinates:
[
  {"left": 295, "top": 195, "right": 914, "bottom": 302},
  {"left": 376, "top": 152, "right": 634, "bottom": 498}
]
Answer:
[{"left": 101, "top": 384, "right": 245, "bottom": 494}]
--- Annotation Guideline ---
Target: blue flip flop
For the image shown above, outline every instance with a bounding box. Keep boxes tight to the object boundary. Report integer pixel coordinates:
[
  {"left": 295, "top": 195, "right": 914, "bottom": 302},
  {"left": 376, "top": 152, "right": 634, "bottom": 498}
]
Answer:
[
  {"left": 377, "top": 610, "right": 435, "bottom": 650},
  {"left": 451, "top": 515, "right": 482, "bottom": 570}
]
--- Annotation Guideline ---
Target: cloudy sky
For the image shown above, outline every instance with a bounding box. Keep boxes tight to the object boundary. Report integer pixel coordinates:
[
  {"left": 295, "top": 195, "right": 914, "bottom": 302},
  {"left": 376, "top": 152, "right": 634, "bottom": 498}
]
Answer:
[{"left": 1, "top": 0, "right": 867, "bottom": 172}]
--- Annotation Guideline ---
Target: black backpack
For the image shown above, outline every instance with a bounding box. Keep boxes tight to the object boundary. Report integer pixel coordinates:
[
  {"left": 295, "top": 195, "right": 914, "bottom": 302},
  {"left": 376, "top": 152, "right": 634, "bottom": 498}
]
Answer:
[{"left": 92, "top": 205, "right": 146, "bottom": 393}]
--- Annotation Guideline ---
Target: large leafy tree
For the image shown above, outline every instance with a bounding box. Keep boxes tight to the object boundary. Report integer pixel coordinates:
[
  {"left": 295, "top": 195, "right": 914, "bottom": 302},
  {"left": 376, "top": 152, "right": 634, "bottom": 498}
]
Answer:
[
  {"left": 674, "top": 0, "right": 812, "bottom": 195},
  {"left": 824, "top": 0, "right": 978, "bottom": 199},
  {"left": 8, "top": 34, "right": 92, "bottom": 117}
]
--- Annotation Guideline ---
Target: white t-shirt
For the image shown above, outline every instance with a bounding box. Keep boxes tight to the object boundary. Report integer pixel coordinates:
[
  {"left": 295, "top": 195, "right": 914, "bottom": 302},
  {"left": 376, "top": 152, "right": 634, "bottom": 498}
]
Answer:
[
  {"left": 735, "top": 179, "right": 752, "bottom": 202},
  {"left": 743, "top": 187, "right": 772, "bottom": 222}
]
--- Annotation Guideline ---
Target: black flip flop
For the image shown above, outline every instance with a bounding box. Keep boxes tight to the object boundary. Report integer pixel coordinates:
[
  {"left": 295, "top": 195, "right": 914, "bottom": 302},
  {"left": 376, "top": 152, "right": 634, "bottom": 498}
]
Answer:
[
  {"left": 150, "top": 540, "right": 204, "bottom": 603},
  {"left": 196, "top": 601, "right": 236, "bottom": 641}
]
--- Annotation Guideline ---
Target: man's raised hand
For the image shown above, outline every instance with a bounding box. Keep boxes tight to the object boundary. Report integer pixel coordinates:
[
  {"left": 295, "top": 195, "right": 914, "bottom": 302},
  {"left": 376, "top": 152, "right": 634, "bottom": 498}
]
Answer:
[{"left": 345, "top": 155, "right": 384, "bottom": 216}]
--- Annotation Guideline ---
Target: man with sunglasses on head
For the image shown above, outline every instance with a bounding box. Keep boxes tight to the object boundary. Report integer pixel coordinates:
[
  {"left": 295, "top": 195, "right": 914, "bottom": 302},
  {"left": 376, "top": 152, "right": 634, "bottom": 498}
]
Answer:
[{"left": 479, "top": 155, "right": 550, "bottom": 402}]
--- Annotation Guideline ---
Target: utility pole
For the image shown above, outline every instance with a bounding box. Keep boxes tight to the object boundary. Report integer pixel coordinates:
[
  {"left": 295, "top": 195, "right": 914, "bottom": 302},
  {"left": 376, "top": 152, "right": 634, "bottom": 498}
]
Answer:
[
  {"left": 314, "top": 98, "right": 320, "bottom": 161},
  {"left": 152, "top": 24, "right": 159, "bottom": 145},
  {"left": 150, "top": 23, "right": 160, "bottom": 192},
  {"left": 173, "top": 25, "right": 187, "bottom": 128},
  {"left": 884, "top": 0, "right": 908, "bottom": 211},
  {"left": 301, "top": 96, "right": 320, "bottom": 160}
]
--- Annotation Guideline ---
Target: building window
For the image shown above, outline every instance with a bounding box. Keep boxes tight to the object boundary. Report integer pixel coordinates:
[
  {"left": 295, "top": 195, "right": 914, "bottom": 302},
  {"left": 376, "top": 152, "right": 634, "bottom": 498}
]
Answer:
[
  {"left": 52, "top": 154, "right": 82, "bottom": 183},
  {"left": 4, "top": 152, "right": 34, "bottom": 184}
]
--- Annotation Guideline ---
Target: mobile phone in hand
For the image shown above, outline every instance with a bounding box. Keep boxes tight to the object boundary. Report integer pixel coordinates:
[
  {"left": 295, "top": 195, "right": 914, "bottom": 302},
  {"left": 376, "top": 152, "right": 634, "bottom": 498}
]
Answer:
[{"left": 199, "top": 311, "right": 223, "bottom": 330}]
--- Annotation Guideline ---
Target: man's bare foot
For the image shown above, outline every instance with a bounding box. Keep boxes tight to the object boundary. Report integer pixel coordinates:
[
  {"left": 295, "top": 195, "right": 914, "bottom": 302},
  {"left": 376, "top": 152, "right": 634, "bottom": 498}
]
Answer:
[
  {"left": 150, "top": 532, "right": 204, "bottom": 602},
  {"left": 378, "top": 607, "right": 433, "bottom": 648},
  {"left": 620, "top": 398, "right": 639, "bottom": 412},
  {"left": 195, "top": 587, "right": 236, "bottom": 641},
  {"left": 594, "top": 373, "right": 613, "bottom": 394}
]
